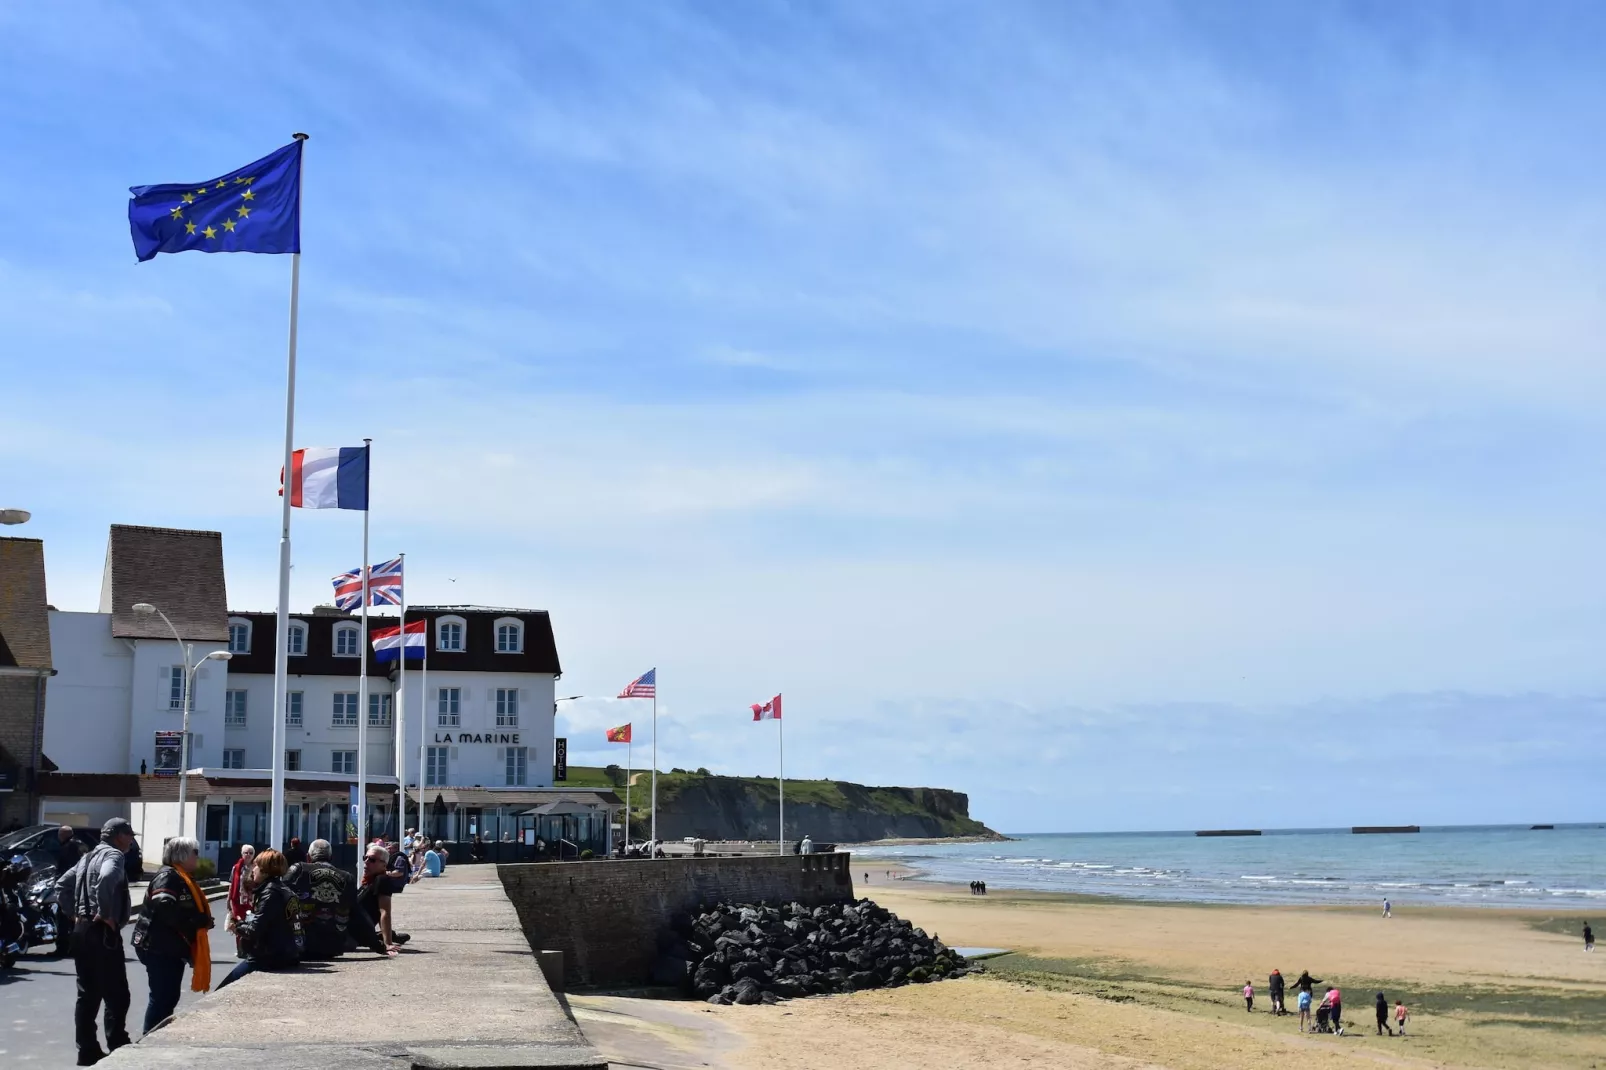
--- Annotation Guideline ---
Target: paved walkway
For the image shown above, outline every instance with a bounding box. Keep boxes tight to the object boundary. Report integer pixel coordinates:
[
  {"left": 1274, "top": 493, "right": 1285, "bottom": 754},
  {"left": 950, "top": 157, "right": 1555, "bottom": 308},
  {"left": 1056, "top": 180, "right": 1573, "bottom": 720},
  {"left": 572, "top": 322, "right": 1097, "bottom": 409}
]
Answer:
[{"left": 108, "top": 865, "right": 605, "bottom": 1069}]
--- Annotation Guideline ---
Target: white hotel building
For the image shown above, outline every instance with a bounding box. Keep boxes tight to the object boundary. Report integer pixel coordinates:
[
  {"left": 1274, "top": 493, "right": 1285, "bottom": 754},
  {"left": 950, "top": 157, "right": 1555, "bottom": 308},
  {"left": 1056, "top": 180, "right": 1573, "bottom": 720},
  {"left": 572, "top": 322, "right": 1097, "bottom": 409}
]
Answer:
[{"left": 36, "top": 524, "right": 617, "bottom": 858}]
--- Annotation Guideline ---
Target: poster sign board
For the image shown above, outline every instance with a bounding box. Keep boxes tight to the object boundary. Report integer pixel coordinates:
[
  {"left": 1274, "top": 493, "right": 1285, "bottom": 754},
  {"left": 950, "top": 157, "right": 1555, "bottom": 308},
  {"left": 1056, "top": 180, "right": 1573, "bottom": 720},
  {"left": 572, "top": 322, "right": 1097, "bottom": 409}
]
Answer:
[{"left": 153, "top": 732, "right": 185, "bottom": 777}]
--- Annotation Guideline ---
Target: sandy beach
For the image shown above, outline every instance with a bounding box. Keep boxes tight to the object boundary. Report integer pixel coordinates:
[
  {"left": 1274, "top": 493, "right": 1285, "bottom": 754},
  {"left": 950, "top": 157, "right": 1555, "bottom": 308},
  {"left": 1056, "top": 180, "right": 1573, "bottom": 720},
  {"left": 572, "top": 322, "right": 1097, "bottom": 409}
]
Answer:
[{"left": 578, "top": 867, "right": 1605, "bottom": 1070}]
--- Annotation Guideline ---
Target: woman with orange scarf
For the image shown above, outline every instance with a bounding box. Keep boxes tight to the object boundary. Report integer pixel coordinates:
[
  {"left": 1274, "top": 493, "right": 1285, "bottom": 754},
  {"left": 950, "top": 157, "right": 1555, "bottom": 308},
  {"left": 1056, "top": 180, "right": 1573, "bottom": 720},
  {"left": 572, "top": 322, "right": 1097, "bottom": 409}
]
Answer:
[{"left": 130, "top": 836, "right": 214, "bottom": 1035}]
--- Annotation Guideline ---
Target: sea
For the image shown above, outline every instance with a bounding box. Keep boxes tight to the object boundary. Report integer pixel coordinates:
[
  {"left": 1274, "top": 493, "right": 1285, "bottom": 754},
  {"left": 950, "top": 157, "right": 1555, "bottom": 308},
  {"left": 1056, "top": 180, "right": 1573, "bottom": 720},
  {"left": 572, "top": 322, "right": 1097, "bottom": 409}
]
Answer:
[{"left": 862, "top": 823, "right": 1606, "bottom": 907}]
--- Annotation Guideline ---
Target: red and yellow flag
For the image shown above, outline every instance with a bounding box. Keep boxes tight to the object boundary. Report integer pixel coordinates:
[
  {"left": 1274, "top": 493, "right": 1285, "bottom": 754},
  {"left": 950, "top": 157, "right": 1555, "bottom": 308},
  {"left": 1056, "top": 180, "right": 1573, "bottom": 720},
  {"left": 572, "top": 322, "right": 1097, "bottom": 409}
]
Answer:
[{"left": 606, "top": 724, "right": 632, "bottom": 743}]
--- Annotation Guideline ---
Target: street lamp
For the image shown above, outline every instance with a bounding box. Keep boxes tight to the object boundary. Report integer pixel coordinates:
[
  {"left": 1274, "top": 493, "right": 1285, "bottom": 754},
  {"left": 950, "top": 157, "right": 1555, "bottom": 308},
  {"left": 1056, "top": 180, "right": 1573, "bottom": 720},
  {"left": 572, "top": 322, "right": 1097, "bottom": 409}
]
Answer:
[
  {"left": 133, "top": 603, "right": 232, "bottom": 838},
  {"left": 0, "top": 508, "right": 30, "bottom": 525}
]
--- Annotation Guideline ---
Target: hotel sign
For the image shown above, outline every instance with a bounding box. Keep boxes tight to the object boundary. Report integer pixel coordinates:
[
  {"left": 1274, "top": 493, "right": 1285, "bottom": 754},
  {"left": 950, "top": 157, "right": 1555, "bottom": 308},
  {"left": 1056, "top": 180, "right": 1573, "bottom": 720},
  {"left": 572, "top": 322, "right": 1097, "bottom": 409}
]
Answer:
[{"left": 432, "top": 732, "right": 521, "bottom": 745}]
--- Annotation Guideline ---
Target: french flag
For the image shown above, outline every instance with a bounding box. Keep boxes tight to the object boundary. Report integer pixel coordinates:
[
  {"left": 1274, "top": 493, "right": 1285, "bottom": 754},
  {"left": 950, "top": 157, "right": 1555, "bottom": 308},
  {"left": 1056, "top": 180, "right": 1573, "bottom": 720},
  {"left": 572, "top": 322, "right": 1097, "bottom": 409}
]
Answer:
[
  {"left": 371, "top": 619, "right": 426, "bottom": 662},
  {"left": 281, "top": 446, "right": 369, "bottom": 510}
]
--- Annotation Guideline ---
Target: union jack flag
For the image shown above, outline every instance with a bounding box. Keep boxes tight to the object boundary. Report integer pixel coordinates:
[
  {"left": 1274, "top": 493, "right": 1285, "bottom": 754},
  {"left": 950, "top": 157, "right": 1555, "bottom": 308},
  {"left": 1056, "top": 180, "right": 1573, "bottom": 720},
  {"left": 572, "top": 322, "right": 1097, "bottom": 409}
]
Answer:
[
  {"left": 618, "top": 668, "right": 656, "bottom": 698},
  {"left": 331, "top": 556, "right": 404, "bottom": 610}
]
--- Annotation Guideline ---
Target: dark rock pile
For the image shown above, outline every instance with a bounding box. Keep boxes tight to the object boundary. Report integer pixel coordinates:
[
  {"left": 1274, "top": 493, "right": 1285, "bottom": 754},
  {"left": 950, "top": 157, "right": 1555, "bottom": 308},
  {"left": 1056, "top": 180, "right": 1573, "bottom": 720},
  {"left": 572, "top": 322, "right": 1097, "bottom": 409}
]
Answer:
[{"left": 655, "top": 899, "right": 972, "bottom": 1005}]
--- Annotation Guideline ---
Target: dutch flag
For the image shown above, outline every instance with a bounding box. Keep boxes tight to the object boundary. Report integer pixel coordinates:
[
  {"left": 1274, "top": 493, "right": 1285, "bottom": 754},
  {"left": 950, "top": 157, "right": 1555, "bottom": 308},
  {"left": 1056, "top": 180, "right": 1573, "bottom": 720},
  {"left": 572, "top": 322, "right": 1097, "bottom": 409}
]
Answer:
[
  {"left": 281, "top": 446, "right": 369, "bottom": 510},
  {"left": 371, "top": 619, "right": 426, "bottom": 661}
]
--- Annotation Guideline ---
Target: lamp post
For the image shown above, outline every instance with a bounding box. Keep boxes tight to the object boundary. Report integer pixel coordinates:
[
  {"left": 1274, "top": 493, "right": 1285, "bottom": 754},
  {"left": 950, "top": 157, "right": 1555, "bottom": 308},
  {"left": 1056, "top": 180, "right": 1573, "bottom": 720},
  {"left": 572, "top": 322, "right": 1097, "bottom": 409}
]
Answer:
[
  {"left": 133, "top": 603, "right": 232, "bottom": 839},
  {"left": 0, "top": 508, "right": 30, "bottom": 525}
]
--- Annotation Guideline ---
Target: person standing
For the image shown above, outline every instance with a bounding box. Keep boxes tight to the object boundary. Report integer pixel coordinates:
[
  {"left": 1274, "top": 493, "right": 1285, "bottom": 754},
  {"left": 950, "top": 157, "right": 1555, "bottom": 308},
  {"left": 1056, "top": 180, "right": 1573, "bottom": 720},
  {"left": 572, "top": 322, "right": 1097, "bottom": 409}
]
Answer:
[
  {"left": 216, "top": 849, "right": 301, "bottom": 988},
  {"left": 1383, "top": 897, "right": 1391, "bottom": 918},
  {"left": 225, "top": 845, "right": 257, "bottom": 957},
  {"left": 1585, "top": 922, "right": 1594, "bottom": 952},
  {"left": 1374, "top": 991, "right": 1393, "bottom": 1035},
  {"left": 1394, "top": 999, "right": 1408, "bottom": 1035},
  {"left": 1242, "top": 980, "right": 1254, "bottom": 1012},
  {"left": 55, "top": 826, "right": 85, "bottom": 871},
  {"left": 130, "top": 837, "right": 213, "bottom": 1035},
  {"left": 284, "top": 837, "right": 307, "bottom": 868},
  {"left": 70, "top": 819, "right": 137, "bottom": 1065},
  {"left": 1327, "top": 986, "right": 1345, "bottom": 1035},
  {"left": 1268, "top": 969, "right": 1285, "bottom": 1015}
]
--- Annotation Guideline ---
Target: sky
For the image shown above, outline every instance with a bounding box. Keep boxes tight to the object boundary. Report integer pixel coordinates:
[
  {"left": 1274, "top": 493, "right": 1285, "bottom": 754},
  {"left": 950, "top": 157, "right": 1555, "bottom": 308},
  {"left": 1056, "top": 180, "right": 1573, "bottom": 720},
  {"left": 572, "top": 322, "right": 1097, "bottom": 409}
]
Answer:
[{"left": 1, "top": 1, "right": 1602, "bottom": 833}]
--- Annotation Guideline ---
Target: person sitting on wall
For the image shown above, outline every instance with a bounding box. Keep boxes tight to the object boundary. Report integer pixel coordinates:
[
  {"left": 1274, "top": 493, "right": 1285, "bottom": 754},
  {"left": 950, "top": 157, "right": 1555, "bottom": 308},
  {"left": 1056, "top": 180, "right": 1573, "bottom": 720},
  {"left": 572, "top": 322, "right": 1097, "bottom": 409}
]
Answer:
[
  {"left": 355, "top": 845, "right": 407, "bottom": 948},
  {"left": 284, "top": 839, "right": 394, "bottom": 959},
  {"left": 422, "top": 843, "right": 442, "bottom": 878},
  {"left": 216, "top": 849, "right": 302, "bottom": 990}
]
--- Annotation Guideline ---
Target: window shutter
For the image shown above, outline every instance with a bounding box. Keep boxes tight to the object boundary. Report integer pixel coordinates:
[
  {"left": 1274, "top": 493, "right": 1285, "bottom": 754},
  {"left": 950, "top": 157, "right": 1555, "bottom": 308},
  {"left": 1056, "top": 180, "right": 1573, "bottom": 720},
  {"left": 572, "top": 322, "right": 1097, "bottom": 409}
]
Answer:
[{"left": 450, "top": 746, "right": 459, "bottom": 760}]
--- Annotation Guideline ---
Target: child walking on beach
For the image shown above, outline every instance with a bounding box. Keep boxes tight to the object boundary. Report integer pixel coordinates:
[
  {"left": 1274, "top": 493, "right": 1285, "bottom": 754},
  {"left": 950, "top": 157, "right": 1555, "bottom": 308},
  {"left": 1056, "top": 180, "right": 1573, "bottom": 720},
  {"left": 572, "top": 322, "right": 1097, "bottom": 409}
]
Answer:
[
  {"left": 1298, "top": 988, "right": 1313, "bottom": 1032},
  {"left": 1395, "top": 1000, "right": 1408, "bottom": 1035},
  {"left": 1375, "top": 992, "right": 1393, "bottom": 1035},
  {"left": 1243, "top": 981, "right": 1254, "bottom": 1012}
]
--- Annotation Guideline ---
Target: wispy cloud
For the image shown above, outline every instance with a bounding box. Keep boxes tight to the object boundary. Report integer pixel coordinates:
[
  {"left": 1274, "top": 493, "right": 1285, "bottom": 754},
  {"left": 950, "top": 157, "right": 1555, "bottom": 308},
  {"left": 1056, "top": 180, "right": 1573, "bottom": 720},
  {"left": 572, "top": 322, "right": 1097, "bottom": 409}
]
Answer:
[{"left": 2, "top": 1, "right": 1602, "bottom": 829}]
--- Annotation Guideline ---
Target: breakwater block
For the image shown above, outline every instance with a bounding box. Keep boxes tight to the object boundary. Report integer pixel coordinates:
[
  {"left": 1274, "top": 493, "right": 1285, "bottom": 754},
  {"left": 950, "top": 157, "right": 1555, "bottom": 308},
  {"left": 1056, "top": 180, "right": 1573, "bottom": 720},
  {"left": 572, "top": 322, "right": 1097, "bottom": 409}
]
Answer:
[
  {"left": 1195, "top": 829, "right": 1262, "bottom": 837},
  {"left": 663, "top": 899, "right": 970, "bottom": 1004},
  {"left": 1352, "top": 825, "right": 1421, "bottom": 834}
]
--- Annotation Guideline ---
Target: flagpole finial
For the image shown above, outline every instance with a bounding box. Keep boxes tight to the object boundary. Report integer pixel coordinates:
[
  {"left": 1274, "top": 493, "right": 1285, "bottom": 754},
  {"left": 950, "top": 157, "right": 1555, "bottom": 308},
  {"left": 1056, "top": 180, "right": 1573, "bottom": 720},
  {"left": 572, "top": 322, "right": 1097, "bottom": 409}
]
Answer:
[{"left": 292, "top": 132, "right": 310, "bottom": 141}]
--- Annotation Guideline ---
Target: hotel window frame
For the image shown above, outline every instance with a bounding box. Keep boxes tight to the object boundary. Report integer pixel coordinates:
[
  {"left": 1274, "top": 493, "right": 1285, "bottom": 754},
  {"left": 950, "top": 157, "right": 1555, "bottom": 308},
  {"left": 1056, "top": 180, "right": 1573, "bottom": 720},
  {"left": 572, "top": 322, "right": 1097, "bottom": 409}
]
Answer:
[
  {"left": 227, "top": 618, "right": 252, "bottom": 654},
  {"left": 368, "top": 692, "right": 393, "bottom": 728},
  {"left": 286, "top": 620, "right": 308, "bottom": 657},
  {"left": 224, "top": 689, "right": 248, "bottom": 728},
  {"left": 436, "top": 615, "right": 466, "bottom": 653},
  {"left": 332, "top": 691, "right": 359, "bottom": 727},
  {"left": 333, "top": 622, "right": 361, "bottom": 658},
  {"left": 504, "top": 746, "right": 528, "bottom": 787},
  {"left": 494, "top": 617, "right": 523, "bottom": 654},
  {"left": 222, "top": 748, "right": 246, "bottom": 770},
  {"left": 425, "top": 746, "right": 449, "bottom": 786},
  {"left": 438, "top": 687, "right": 461, "bottom": 728},
  {"left": 331, "top": 749, "right": 356, "bottom": 775},
  {"left": 495, "top": 688, "right": 519, "bottom": 727},
  {"left": 284, "top": 749, "right": 302, "bottom": 772},
  {"left": 166, "top": 666, "right": 187, "bottom": 710}
]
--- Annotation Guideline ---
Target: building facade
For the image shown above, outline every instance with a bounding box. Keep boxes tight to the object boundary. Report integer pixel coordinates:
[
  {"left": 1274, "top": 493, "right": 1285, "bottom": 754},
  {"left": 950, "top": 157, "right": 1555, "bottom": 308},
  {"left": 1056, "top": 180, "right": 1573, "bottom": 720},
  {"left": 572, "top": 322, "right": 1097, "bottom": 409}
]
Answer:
[
  {"left": 33, "top": 524, "right": 616, "bottom": 857},
  {"left": 0, "top": 536, "right": 53, "bottom": 831}
]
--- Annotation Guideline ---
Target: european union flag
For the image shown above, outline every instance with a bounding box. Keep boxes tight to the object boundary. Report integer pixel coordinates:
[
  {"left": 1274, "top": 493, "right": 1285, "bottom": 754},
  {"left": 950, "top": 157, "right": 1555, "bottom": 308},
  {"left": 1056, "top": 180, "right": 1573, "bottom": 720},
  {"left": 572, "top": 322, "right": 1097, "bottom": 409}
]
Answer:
[{"left": 128, "top": 140, "right": 302, "bottom": 263}]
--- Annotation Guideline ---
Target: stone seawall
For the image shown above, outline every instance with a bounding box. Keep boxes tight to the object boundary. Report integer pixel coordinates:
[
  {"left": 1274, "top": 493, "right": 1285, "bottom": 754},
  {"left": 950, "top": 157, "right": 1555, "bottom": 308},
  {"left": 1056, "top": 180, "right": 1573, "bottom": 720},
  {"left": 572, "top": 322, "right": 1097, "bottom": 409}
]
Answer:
[{"left": 499, "top": 852, "right": 856, "bottom": 986}]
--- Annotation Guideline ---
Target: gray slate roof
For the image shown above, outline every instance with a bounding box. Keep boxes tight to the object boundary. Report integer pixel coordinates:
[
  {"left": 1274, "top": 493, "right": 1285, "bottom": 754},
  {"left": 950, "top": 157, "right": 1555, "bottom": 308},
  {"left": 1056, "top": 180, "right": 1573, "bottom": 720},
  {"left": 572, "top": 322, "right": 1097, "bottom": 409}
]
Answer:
[
  {"left": 0, "top": 537, "right": 51, "bottom": 669},
  {"left": 99, "top": 525, "right": 229, "bottom": 641}
]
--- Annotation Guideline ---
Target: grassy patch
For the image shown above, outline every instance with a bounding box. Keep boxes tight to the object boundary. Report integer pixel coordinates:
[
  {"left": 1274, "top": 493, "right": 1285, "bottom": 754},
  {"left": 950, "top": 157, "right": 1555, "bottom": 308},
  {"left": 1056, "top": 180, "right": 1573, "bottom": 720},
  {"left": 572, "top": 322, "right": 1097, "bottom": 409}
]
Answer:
[{"left": 1525, "top": 915, "right": 1595, "bottom": 938}]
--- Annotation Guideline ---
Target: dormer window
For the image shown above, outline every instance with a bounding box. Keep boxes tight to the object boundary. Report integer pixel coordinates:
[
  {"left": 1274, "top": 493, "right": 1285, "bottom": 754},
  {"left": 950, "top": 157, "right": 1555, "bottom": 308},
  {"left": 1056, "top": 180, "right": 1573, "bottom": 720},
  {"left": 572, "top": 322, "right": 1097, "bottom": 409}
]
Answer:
[
  {"left": 227, "top": 618, "right": 252, "bottom": 654},
  {"left": 286, "top": 621, "right": 307, "bottom": 656},
  {"left": 494, "top": 618, "right": 523, "bottom": 654},
  {"left": 436, "top": 615, "right": 466, "bottom": 653},
  {"left": 333, "top": 622, "right": 361, "bottom": 658}
]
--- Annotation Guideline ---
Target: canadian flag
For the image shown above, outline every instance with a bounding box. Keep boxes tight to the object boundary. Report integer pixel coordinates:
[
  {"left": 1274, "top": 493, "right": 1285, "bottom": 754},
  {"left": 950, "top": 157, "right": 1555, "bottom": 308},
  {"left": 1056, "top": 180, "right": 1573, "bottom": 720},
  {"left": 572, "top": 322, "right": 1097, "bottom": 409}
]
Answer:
[{"left": 751, "top": 694, "right": 782, "bottom": 721}]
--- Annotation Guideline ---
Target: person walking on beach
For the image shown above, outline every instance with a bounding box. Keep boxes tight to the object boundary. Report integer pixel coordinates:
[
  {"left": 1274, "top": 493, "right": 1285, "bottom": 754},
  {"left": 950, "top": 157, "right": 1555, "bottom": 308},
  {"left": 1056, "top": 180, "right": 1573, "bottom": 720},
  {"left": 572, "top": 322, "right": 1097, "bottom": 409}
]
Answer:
[
  {"left": 1374, "top": 992, "right": 1393, "bottom": 1035},
  {"left": 1327, "top": 986, "right": 1344, "bottom": 1035},
  {"left": 1242, "top": 980, "right": 1254, "bottom": 1012},
  {"left": 1298, "top": 987, "right": 1313, "bottom": 1032},
  {"left": 1394, "top": 1000, "right": 1408, "bottom": 1035},
  {"left": 1383, "top": 897, "right": 1391, "bottom": 918},
  {"left": 1269, "top": 969, "right": 1286, "bottom": 1015},
  {"left": 1584, "top": 922, "right": 1594, "bottom": 951}
]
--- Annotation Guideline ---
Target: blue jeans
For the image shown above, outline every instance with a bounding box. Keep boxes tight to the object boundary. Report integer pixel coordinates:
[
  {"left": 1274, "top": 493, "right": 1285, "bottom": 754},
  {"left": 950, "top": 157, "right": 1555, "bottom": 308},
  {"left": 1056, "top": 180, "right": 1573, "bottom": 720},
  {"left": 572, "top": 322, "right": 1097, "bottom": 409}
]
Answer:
[{"left": 136, "top": 948, "right": 186, "bottom": 1035}]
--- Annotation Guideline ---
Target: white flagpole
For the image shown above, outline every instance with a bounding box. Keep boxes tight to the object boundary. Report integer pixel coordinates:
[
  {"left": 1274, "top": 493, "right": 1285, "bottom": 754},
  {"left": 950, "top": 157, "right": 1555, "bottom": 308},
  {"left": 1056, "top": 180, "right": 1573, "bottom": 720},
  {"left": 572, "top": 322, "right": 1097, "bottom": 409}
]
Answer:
[
  {"left": 356, "top": 439, "right": 371, "bottom": 864},
  {"left": 395, "top": 553, "right": 406, "bottom": 839},
  {"left": 269, "top": 132, "right": 309, "bottom": 853},
  {"left": 650, "top": 684, "right": 658, "bottom": 851},
  {"left": 778, "top": 702, "right": 784, "bottom": 856},
  {"left": 625, "top": 733, "right": 632, "bottom": 852},
  {"left": 418, "top": 636, "right": 428, "bottom": 839}
]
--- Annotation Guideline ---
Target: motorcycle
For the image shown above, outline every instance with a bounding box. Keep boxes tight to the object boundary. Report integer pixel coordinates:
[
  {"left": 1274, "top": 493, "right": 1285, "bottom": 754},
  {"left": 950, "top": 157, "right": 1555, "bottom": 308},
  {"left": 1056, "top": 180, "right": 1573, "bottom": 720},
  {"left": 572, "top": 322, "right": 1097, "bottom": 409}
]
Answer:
[{"left": 0, "top": 854, "right": 61, "bottom": 967}]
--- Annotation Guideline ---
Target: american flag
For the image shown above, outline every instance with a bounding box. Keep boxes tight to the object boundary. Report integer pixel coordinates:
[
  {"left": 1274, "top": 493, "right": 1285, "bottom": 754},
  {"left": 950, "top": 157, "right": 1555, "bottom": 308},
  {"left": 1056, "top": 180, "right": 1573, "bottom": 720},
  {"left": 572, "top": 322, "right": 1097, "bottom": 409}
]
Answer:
[
  {"left": 331, "top": 556, "right": 404, "bottom": 610},
  {"left": 618, "top": 668, "right": 656, "bottom": 699}
]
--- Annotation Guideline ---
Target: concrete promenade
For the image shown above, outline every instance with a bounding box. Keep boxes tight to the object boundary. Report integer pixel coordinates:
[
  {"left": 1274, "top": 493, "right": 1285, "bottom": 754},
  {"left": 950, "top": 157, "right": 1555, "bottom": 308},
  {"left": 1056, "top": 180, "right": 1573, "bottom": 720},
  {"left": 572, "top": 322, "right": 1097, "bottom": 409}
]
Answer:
[{"left": 108, "top": 865, "right": 606, "bottom": 1070}]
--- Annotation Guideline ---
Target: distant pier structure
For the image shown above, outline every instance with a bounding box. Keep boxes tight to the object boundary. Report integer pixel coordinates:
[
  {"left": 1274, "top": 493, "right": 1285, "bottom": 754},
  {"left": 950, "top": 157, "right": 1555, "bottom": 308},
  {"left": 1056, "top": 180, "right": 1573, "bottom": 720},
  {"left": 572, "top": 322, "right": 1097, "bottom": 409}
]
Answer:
[
  {"left": 1531, "top": 824, "right": 1554, "bottom": 830},
  {"left": 1195, "top": 829, "right": 1262, "bottom": 837},
  {"left": 1352, "top": 825, "right": 1420, "bottom": 834}
]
